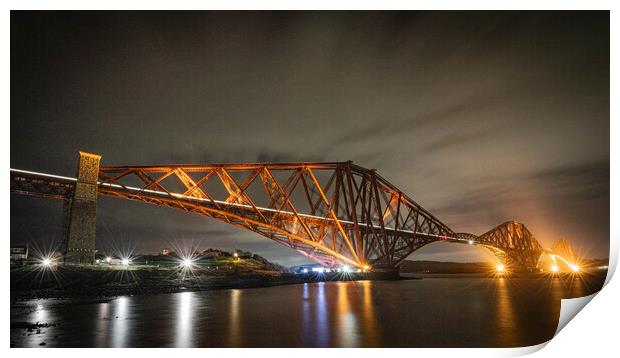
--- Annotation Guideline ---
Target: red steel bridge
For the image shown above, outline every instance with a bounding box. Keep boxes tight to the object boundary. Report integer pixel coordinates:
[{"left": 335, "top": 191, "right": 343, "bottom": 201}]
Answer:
[{"left": 10, "top": 152, "right": 578, "bottom": 272}]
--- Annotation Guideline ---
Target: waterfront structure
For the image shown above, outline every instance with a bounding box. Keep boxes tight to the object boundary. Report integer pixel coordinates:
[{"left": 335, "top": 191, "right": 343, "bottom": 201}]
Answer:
[
  {"left": 62, "top": 152, "right": 101, "bottom": 264},
  {"left": 10, "top": 246, "right": 28, "bottom": 264}
]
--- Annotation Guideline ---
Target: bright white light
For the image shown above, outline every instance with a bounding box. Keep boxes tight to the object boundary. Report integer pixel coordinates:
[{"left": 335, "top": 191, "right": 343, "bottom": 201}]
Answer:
[
  {"left": 233, "top": 252, "right": 239, "bottom": 258},
  {"left": 570, "top": 265, "right": 579, "bottom": 272},
  {"left": 42, "top": 258, "right": 52, "bottom": 266},
  {"left": 496, "top": 264, "right": 505, "bottom": 273},
  {"left": 468, "top": 240, "right": 474, "bottom": 245},
  {"left": 122, "top": 259, "right": 130, "bottom": 266},
  {"left": 342, "top": 265, "right": 351, "bottom": 272},
  {"left": 180, "top": 258, "right": 194, "bottom": 268},
  {"left": 551, "top": 265, "right": 559, "bottom": 272},
  {"left": 312, "top": 267, "right": 324, "bottom": 273},
  {"left": 105, "top": 256, "right": 112, "bottom": 263},
  {"left": 302, "top": 268, "right": 308, "bottom": 274}
]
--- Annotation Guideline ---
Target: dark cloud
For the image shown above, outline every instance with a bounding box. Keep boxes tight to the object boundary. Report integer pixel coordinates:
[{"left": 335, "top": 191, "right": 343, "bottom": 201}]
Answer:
[
  {"left": 417, "top": 127, "right": 500, "bottom": 155},
  {"left": 11, "top": 11, "right": 609, "bottom": 264}
]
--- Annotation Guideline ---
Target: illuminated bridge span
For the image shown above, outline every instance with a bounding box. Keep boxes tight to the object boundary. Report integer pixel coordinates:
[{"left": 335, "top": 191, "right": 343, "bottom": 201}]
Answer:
[{"left": 10, "top": 152, "right": 576, "bottom": 271}]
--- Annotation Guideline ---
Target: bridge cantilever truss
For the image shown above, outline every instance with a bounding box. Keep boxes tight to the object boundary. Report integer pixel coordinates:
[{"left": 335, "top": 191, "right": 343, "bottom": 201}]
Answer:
[
  {"left": 456, "top": 222, "right": 544, "bottom": 269},
  {"left": 95, "top": 161, "right": 454, "bottom": 269},
  {"left": 10, "top": 153, "right": 576, "bottom": 271}
]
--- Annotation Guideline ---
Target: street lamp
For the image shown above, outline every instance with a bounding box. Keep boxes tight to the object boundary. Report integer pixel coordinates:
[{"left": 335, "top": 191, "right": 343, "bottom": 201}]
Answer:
[{"left": 181, "top": 258, "right": 193, "bottom": 268}]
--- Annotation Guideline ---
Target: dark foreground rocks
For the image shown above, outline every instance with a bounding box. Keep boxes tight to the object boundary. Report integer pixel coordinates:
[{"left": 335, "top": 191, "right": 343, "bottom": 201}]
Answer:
[{"left": 11, "top": 266, "right": 406, "bottom": 302}]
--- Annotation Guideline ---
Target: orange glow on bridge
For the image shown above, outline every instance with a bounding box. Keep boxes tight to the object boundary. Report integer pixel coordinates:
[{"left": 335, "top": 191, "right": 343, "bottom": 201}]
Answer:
[{"left": 10, "top": 155, "right": 581, "bottom": 272}]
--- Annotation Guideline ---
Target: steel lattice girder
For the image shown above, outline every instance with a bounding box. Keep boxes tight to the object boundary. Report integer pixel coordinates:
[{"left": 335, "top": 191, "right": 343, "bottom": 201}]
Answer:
[
  {"left": 456, "top": 221, "right": 545, "bottom": 269},
  {"left": 10, "top": 164, "right": 575, "bottom": 271},
  {"left": 95, "top": 162, "right": 454, "bottom": 269},
  {"left": 10, "top": 172, "right": 75, "bottom": 199}
]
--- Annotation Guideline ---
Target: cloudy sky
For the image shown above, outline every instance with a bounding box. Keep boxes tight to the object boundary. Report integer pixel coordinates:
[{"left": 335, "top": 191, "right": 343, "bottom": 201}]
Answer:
[{"left": 11, "top": 11, "right": 609, "bottom": 266}]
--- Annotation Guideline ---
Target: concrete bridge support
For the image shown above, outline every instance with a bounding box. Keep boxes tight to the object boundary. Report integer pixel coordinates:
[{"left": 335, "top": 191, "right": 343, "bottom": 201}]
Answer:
[{"left": 63, "top": 151, "right": 101, "bottom": 264}]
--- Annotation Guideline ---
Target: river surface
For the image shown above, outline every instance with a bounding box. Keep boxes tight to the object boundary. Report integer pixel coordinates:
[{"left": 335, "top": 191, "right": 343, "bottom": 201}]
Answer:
[{"left": 10, "top": 274, "right": 604, "bottom": 348}]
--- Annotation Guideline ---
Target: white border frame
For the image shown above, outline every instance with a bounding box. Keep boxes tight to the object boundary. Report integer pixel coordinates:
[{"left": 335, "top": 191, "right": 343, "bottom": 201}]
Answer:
[{"left": 3, "top": 2, "right": 617, "bottom": 357}]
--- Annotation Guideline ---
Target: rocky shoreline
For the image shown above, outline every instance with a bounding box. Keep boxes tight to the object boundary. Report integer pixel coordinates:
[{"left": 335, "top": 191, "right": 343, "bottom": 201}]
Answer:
[{"left": 10, "top": 266, "right": 406, "bottom": 302}]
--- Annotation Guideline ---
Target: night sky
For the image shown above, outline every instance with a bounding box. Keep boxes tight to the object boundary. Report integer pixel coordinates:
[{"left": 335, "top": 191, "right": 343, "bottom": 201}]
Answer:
[{"left": 10, "top": 11, "right": 609, "bottom": 266}]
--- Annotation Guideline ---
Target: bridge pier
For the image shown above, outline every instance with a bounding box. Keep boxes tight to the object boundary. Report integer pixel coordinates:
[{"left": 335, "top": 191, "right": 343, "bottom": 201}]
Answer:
[{"left": 63, "top": 151, "right": 101, "bottom": 264}]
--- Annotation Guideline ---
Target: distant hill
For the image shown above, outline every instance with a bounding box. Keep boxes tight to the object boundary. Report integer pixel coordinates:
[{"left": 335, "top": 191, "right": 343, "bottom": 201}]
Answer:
[
  {"left": 399, "top": 260, "right": 492, "bottom": 274},
  {"left": 400, "top": 258, "right": 610, "bottom": 274}
]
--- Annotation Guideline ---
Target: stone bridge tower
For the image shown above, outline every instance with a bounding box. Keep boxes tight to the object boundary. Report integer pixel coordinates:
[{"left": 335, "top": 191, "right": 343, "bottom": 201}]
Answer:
[{"left": 63, "top": 151, "right": 101, "bottom": 264}]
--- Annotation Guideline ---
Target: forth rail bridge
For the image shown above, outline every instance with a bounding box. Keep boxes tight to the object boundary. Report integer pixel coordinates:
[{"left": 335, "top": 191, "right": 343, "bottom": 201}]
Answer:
[{"left": 10, "top": 152, "right": 579, "bottom": 273}]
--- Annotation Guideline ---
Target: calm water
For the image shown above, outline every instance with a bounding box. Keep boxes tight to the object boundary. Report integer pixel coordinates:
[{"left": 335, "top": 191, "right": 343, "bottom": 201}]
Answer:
[{"left": 10, "top": 275, "right": 601, "bottom": 348}]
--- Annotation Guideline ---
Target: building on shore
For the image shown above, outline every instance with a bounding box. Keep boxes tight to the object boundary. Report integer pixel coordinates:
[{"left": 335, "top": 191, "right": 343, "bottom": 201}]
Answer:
[
  {"left": 234, "top": 249, "right": 252, "bottom": 259},
  {"left": 10, "top": 246, "right": 29, "bottom": 264}
]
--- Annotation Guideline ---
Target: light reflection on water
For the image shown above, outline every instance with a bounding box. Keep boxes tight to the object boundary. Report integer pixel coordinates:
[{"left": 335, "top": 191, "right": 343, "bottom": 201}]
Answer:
[
  {"left": 10, "top": 276, "right": 601, "bottom": 348},
  {"left": 494, "top": 278, "right": 518, "bottom": 346},
  {"left": 95, "top": 302, "right": 109, "bottom": 347},
  {"left": 301, "top": 283, "right": 312, "bottom": 345},
  {"left": 227, "top": 289, "right": 241, "bottom": 347},
  {"left": 175, "top": 291, "right": 194, "bottom": 347},
  {"left": 111, "top": 297, "right": 128, "bottom": 348},
  {"left": 361, "top": 280, "right": 379, "bottom": 346},
  {"left": 34, "top": 303, "right": 48, "bottom": 323},
  {"left": 336, "top": 282, "right": 358, "bottom": 347},
  {"left": 316, "top": 282, "right": 329, "bottom": 346}
]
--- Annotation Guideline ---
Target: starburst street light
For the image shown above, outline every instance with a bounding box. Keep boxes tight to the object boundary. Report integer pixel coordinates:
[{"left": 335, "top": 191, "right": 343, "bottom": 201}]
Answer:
[
  {"left": 121, "top": 258, "right": 130, "bottom": 266},
  {"left": 175, "top": 248, "right": 199, "bottom": 274},
  {"left": 38, "top": 253, "right": 58, "bottom": 268},
  {"left": 551, "top": 265, "right": 559, "bottom": 272},
  {"left": 496, "top": 264, "right": 505, "bottom": 273},
  {"left": 179, "top": 257, "right": 196, "bottom": 269},
  {"left": 570, "top": 264, "right": 580, "bottom": 272}
]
